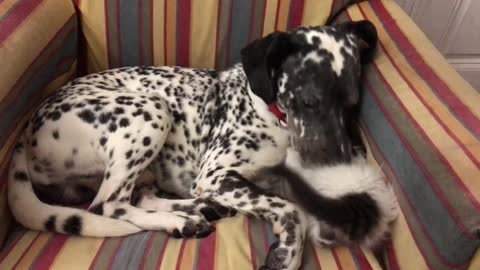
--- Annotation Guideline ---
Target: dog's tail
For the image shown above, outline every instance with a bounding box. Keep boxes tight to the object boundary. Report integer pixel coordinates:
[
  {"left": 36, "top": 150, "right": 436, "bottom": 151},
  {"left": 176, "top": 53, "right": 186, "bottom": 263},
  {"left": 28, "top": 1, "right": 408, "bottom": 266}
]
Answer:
[
  {"left": 325, "top": 0, "right": 369, "bottom": 26},
  {"left": 8, "top": 136, "right": 142, "bottom": 237}
]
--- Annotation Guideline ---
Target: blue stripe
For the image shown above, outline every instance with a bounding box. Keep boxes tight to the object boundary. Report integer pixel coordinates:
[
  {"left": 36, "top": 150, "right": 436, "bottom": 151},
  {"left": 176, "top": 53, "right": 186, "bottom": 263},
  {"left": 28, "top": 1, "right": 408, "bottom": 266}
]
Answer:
[
  {"left": 110, "top": 232, "right": 153, "bottom": 269},
  {"left": 361, "top": 88, "right": 479, "bottom": 266},
  {"left": 118, "top": 0, "right": 140, "bottom": 66},
  {"left": 228, "top": 0, "right": 252, "bottom": 66}
]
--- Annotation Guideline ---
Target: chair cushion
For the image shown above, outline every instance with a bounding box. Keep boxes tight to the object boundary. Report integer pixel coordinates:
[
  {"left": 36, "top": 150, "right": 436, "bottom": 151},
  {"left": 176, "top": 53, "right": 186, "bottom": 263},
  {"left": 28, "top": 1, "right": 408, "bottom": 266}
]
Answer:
[
  {"left": 0, "top": 0, "right": 78, "bottom": 247},
  {"left": 0, "top": 216, "right": 382, "bottom": 270}
]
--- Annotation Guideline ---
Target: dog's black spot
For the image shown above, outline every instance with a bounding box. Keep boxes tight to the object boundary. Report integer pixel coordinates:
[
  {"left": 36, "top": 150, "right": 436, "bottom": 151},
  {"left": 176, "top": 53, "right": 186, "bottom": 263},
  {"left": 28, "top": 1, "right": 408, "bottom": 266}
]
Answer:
[
  {"left": 119, "top": 118, "right": 130, "bottom": 127},
  {"left": 143, "top": 136, "right": 151, "bottom": 146},
  {"left": 44, "top": 215, "right": 56, "bottom": 231},
  {"left": 60, "top": 103, "right": 71, "bottom": 112},
  {"left": 111, "top": 208, "right": 126, "bottom": 219},
  {"left": 100, "top": 137, "right": 108, "bottom": 146},
  {"left": 114, "top": 107, "right": 125, "bottom": 114},
  {"left": 13, "top": 171, "right": 28, "bottom": 181},
  {"left": 125, "top": 150, "right": 133, "bottom": 159},
  {"left": 52, "top": 130, "right": 59, "bottom": 140},
  {"left": 89, "top": 203, "right": 104, "bottom": 215},
  {"left": 78, "top": 109, "right": 95, "bottom": 123},
  {"left": 63, "top": 215, "right": 82, "bottom": 235},
  {"left": 144, "top": 150, "right": 153, "bottom": 159},
  {"left": 108, "top": 123, "right": 117, "bottom": 132},
  {"left": 270, "top": 202, "right": 285, "bottom": 208},
  {"left": 64, "top": 159, "right": 75, "bottom": 169}
]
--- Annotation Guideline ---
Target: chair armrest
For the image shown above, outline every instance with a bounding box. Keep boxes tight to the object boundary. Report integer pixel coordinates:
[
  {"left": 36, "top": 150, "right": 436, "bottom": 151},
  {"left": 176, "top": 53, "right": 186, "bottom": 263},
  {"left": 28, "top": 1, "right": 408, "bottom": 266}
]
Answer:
[
  {"left": 0, "top": 0, "right": 78, "bottom": 247},
  {"left": 351, "top": 1, "right": 480, "bottom": 270}
]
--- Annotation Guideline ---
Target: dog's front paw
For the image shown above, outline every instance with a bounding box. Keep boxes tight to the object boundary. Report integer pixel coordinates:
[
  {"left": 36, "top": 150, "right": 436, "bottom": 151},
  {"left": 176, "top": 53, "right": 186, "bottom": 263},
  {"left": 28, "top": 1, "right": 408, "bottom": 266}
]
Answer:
[
  {"left": 168, "top": 215, "right": 215, "bottom": 239},
  {"left": 199, "top": 204, "right": 237, "bottom": 222}
]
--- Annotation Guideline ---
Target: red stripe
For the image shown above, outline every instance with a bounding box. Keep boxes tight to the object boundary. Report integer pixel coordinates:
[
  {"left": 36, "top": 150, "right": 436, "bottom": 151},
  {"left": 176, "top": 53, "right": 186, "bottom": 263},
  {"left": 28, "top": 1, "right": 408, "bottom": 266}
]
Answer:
[
  {"left": 32, "top": 235, "right": 68, "bottom": 269},
  {"left": 175, "top": 240, "right": 187, "bottom": 270},
  {"left": 370, "top": 0, "right": 480, "bottom": 136},
  {"left": 247, "top": 219, "right": 257, "bottom": 270},
  {"left": 260, "top": 0, "right": 267, "bottom": 37},
  {"left": 104, "top": 0, "right": 112, "bottom": 67},
  {"left": 359, "top": 5, "right": 480, "bottom": 170},
  {"left": 176, "top": 0, "right": 191, "bottom": 67},
  {"left": 288, "top": 0, "right": 304, "bottom": 29},
  {"left": 261, "top": 222, "right": 270, "bottom": 252},
  {"left": 138, "top": 232, "right": 156, "bottom": 270},
  {"left": 10, "top": 233, "right": 42, "bottom": 269},
  {"left": 196, "top": 229, "right": 217, "bottom": 270},
  {"left": 88, "top": 239, "right": 108, "bottom": 269},
  {"left": 107, "top": 238, "right": 125, "bottom": 270},
  {"left": 163, "top": 0, "right": 168, "bottom": 65},
  {"left": 331, "top": 249, "right": 344, "bottom": 270},
  {"left": 0, "top": 230, "right": 28, "bottom": 263},
  {"left": 224, "top": 0, "right": 234, "bottom": 67},
  {"left": 0, "top": 0, "right": 43, "bottom": 43},
  {"left": 149, "top": 0, "right": 154, "bottom": 65},
  {"left": 369, "top": 63, "right": 480, "bottom": 232},
  {"left": 155, "top": 236, "right": 170, "bottom": 269},
  {"left": 386, "top": 240, "right": 401, "bottom": 270},
  {"left": 115, "top": 0, "right": 122, "bottom": 67},
  {"left": 138, "top": 0, "right": 144, "bottom": 66},
  {"left": 352, "top": 247, "right": 373, "bottom": 270},
  {"left": 310, "top": 244, "right": 322, "bottom": 270},
  {"left": 365, "top": 85, "right": 472, "bottom": 268}
]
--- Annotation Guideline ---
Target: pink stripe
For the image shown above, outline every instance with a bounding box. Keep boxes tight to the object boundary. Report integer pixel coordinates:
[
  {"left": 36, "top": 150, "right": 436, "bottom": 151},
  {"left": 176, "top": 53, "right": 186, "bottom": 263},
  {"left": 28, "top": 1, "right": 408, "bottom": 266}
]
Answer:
[
  {"left": 331, "top": 249, "right": 343, "bottom": 270},
  {"left": 31, "top": 235, "right": 68, "bottom": 269},
  {"left": 365, "top": 88, "right": 471, "bottom": 268},
  {"left": 261, "top": 222, "right": 270, "bottom": 252},
  {"left": 357, "top": 6, "right": 480, "bottom": 170},
  {"left": 196, "top": 229, "right": 217, "bottom": 270},
  {"left": 352, "top": 247, "right": 373, "bottom": 270},
  {"left": 368, "top": 64, "right": 480, "bottom": 235},
  {"left": 370, "top": 0, "right": 480, "bottom": 136},
  {"left": 386, "top": 240, "right": 401, "bottom": 270},
  {"left": 138, "top": 233, "right": 156, "bottom": 270},
  {"left": 225, "top": 0, "right": 233, "bottom": 66},
  {"left": 175, "top": 240, "right": 187, "bottom": 270},
  {"left": 247, "top": 219, "right": 257, "bottom": 270},
  {"left": 0, "top": 0, "right": 43, "bottom": 43},
  {"left": 149, "top": 0, "right": 154, "bottom": 65},
  {"left": 213, "top": 0, "right": 222, "bottom": 68},
  {"left": 288, "top": 0, "right": 304, "bottom": 29},
  {"left": 274, "top": 0, "right": 281, "bottom": 31},
  {"left": 104, "top": 0, "right": 111, "bottom": 67},
  {"left": 106, "top": 238, "right": 125, "bottom": 270},
  {"left": 176, "top": 0, "right": 191, "bottom": 67}
]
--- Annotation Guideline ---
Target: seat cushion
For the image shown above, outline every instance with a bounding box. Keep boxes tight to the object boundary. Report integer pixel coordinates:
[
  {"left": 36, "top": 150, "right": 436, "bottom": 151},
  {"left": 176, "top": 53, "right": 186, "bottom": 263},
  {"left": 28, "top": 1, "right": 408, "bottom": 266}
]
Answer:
[
  {"left": 0, "top": 215, "right": 382, "bottom": 270},
  {"left": 0, "top": 0, "right": 78, "bottom": 247}
]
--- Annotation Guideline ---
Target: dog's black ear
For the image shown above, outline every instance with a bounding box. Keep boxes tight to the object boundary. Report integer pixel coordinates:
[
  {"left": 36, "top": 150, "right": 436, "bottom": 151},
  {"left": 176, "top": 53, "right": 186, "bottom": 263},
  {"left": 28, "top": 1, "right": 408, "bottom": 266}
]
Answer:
[
  {"left": 338, "top": 20, "right": 378, "bottom": 65},
  {"left": 241, "top": 32, "right": 296, "bottom": 104}
]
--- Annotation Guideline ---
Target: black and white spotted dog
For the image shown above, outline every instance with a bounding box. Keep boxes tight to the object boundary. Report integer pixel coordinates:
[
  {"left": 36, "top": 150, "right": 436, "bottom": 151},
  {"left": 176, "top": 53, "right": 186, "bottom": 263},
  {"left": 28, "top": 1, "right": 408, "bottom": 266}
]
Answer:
[{"left": 8, "top": 6, "right": 379, "bottom": 270}]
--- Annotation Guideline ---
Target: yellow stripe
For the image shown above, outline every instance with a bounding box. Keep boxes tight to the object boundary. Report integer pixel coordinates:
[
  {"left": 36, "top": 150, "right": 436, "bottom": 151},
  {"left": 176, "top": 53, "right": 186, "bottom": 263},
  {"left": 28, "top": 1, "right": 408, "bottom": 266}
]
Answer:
[
  {"left": 0, "top": 0, "right": 74, "bottom": 102},
  {"left": 152, "top": 0, "right": 166, "bottom": 66},
  {"left": 314, "top": 248, "right": 338, "bottom": 270},
  {"left": 0, "top": 0, "right": 19, "bottom": 17},
  {"left": 158, "top": 239, "right": 183, "bottom": 270},
  {"left": 263, "top": 0, "right": 278, "bottom": 36},
  {"left": 49, "top": 237, "right": 105, "bottom": 270},
  {"left": 78, "top": 0, "right": 108, "bottom": 72},
  {"left": 380, "top": 0, "right": 480, "bottom": 120},
  {"left": 275, "top": 0, "right": 290, "bottom": 31},
  {"left": 165, "top": 0, "right": 177, "bottom": 66},
  {"left": 14, "top": 233, "right": 52, "bottom": 269},
  {"left": 354, "top": 3, "right": 480, "bottom": 164},
  {"left": 468, "top": 248, "right": 480, "bottom": 270},
  {"left": 178, "top": 240, "right": 199, "bottom": 270},
  {"left": 302, "top": 0, "right": 333, "bottom": 26},
  {"left": 215, "top": 215, "right": 252, "bottom": 270},
  {"left": 0, "top": 231, "right": 39, "bottom": 270},
  {"left": 190, "top": 0, "right": 218, "bottom": 68}
]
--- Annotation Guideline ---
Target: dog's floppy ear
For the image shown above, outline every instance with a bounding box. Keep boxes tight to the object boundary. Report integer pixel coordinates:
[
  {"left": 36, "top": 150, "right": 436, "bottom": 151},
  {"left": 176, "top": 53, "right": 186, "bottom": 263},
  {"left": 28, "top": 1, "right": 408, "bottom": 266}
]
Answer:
[
  {"left": 241, "top": 32, "right": 296, "bottom": 104},
  {"left": 338, "top": 20, "right": 378, "bottom": 65}
]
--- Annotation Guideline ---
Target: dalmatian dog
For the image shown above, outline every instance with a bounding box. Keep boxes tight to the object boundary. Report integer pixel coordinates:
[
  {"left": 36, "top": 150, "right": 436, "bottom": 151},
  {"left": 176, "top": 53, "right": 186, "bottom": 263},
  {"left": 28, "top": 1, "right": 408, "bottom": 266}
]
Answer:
[{"left": 8, "top": 8, "right": 378, "bottom": 270}]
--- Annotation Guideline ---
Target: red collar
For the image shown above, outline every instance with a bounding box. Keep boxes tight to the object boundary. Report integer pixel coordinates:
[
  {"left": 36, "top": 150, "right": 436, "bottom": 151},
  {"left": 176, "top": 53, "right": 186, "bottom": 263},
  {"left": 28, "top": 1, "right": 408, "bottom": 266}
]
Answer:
[{"left": 268, "top": 103, "right": 288, "bottom": 128}]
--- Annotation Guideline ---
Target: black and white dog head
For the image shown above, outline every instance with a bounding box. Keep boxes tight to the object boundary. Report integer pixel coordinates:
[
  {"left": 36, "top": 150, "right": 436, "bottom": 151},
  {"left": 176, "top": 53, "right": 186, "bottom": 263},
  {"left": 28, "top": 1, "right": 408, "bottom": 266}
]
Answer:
[{"left": 241, "top": 20, "right": 377, "bottom": 165}]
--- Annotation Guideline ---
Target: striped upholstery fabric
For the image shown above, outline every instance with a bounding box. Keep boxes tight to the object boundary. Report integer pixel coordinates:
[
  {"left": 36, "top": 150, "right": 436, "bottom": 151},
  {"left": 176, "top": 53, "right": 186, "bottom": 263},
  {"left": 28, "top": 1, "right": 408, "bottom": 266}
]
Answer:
[
  {"left": 0, "top": 0, "right": 78, "bottom": 246},
  {"left": 1, "top": 0, "right": 479, "bottom": 269}
]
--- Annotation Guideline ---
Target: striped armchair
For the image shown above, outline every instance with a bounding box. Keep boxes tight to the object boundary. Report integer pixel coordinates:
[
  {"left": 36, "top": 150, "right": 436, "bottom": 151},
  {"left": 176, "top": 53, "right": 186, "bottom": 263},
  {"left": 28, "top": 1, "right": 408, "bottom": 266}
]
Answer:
[{"left": 1, "top": 0, "right": 479, "bottom": 269}]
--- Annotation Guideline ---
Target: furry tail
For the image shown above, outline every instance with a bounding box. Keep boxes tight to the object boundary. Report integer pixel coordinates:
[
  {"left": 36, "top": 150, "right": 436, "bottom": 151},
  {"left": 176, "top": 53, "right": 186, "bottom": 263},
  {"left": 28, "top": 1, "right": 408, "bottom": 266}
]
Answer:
[{"left": 8, "top": 137, "right": 142, "bottom": 237}]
